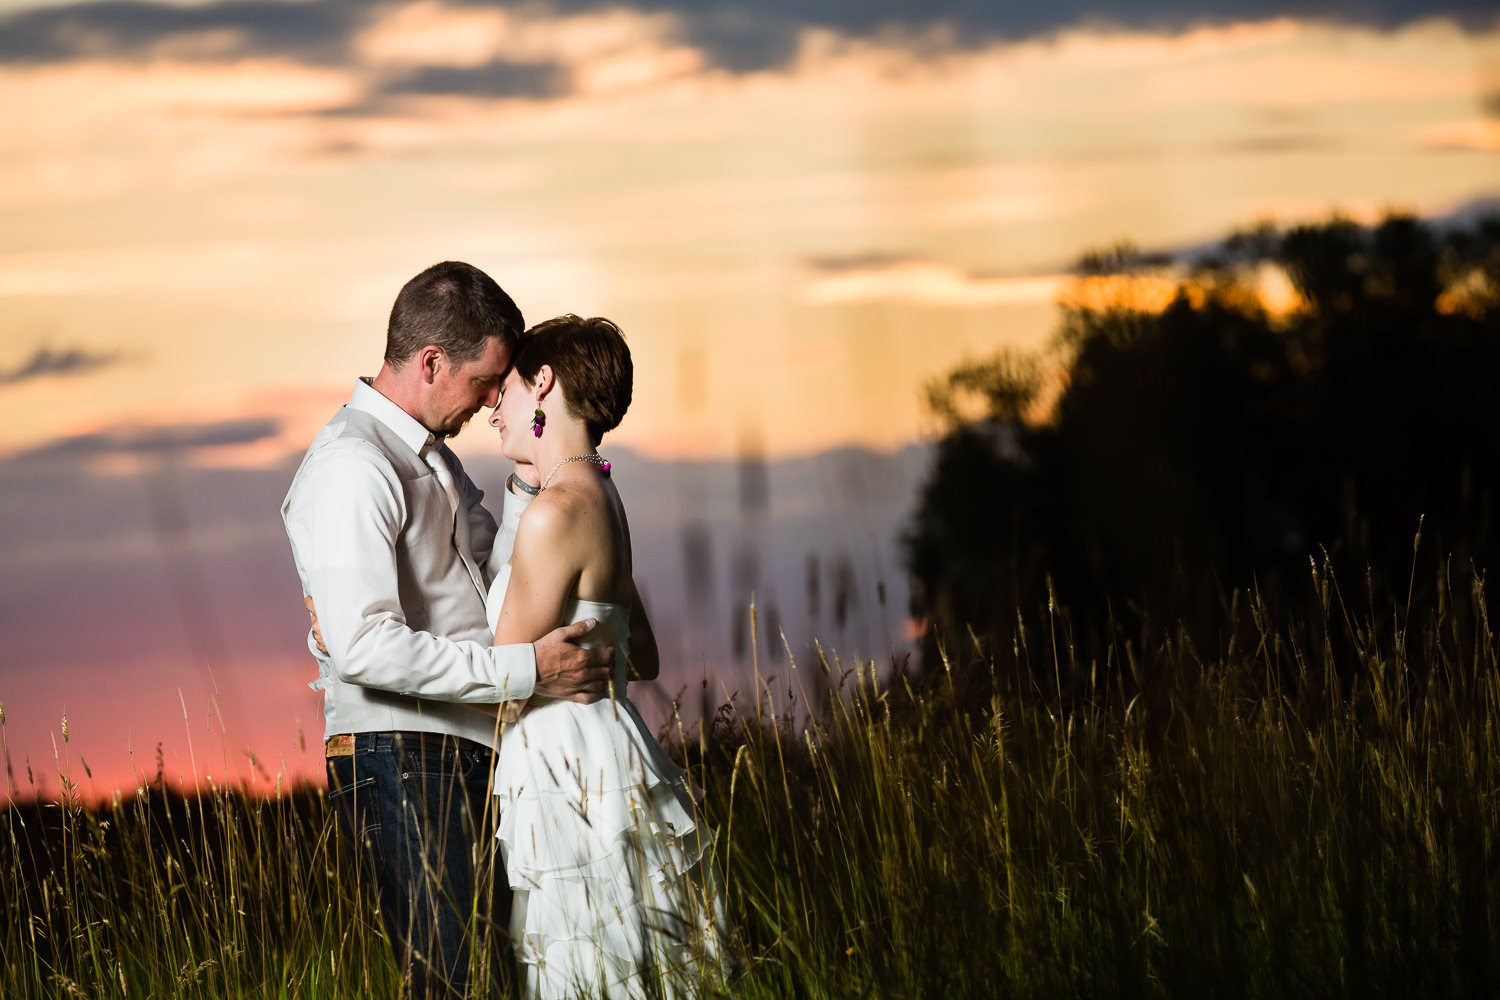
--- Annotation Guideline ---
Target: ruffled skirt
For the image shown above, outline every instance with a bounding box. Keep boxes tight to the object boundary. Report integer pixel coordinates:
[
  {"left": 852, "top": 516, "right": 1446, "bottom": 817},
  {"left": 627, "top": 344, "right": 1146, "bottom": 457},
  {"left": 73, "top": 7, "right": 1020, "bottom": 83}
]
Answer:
[{"left": 495, "top": 694, "right": 728, "bottom": 1000}]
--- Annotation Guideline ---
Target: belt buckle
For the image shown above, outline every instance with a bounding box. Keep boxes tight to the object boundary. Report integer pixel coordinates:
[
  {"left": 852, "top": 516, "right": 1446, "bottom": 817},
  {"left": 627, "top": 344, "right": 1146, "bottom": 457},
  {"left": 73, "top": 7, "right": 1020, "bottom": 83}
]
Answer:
[{"left": 325, "top": 733, "right": 355, "bottom": 757}]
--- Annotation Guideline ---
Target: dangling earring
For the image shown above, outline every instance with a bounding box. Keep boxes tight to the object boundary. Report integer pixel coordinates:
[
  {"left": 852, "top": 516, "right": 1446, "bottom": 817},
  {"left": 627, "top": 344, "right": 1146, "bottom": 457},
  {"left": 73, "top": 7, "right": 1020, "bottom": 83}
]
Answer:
[{"left": 531, "top": 406, "right": 546, "bottom": 438}]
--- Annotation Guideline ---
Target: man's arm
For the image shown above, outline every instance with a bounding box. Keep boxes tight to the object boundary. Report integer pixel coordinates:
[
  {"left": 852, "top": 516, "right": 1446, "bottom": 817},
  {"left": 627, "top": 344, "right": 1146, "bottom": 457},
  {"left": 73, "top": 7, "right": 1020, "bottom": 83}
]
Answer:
[
  {"left": 293, "top": 446, "right": 612, "bottom": 703},
  {"left": 303, "top": 590, "right": 611, "bottom": 703},
  {"left": 286, "top": 443, "right": 534, "bottom": 703}
]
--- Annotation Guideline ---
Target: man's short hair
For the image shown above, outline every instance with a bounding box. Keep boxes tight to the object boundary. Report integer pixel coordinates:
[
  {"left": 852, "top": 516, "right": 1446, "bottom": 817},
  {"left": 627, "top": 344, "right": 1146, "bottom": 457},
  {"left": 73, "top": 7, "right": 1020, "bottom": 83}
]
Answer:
[{"left": 385, "top": 261, "right": 524, "bottom": 369}]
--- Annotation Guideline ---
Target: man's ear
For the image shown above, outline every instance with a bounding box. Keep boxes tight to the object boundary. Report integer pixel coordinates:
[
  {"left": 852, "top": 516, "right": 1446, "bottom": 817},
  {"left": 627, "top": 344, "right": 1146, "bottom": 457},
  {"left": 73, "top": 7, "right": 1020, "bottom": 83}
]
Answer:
[{"left": 415, "top": 345, "right": 445, "bottom": 383}]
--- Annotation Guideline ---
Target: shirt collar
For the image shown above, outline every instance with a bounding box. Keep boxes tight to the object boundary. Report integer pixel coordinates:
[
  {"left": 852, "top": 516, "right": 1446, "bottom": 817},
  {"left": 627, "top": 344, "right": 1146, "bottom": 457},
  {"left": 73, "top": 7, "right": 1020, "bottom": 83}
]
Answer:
[{"left": 349, "top": 377, "right": 437, "bottom": 455}]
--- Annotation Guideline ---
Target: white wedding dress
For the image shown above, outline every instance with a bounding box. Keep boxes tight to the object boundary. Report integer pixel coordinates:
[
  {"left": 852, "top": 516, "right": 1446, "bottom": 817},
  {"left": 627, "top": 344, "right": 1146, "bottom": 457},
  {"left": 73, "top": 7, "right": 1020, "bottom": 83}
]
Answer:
[{"left": 486, "top": 563, "right": 728, "bottom": 1000}]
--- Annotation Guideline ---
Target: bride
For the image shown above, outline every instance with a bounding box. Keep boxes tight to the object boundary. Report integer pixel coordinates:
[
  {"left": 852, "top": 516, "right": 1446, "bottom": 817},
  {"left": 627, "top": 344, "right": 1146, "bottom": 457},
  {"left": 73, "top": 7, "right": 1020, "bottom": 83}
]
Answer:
[{"left": 482, "top": 314, "right": 727, "bottom": 999}]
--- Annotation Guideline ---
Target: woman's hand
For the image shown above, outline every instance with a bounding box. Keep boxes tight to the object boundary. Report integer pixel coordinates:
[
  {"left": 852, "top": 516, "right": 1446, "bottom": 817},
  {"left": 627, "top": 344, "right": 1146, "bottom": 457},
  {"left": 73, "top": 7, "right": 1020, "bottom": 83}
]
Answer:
[
  {"left": 512, "top": 461, "right": 541, "bottom": 491},
  {"left": 627, "top": 581, "right": 659, "bottom": 681}
]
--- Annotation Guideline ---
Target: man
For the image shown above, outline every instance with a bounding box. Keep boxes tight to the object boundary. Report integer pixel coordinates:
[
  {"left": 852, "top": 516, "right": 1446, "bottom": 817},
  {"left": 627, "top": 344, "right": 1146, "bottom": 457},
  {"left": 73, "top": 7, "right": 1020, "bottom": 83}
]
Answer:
[{"left": 281, "top": 261, "right": 613, "bottom": 998}]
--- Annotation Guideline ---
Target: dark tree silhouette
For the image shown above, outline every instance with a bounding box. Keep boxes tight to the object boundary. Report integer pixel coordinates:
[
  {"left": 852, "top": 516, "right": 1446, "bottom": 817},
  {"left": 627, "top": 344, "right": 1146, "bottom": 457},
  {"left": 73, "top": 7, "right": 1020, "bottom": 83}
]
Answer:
[{"left": 905, "top": 213, "right": 1500, "bottom": 679}]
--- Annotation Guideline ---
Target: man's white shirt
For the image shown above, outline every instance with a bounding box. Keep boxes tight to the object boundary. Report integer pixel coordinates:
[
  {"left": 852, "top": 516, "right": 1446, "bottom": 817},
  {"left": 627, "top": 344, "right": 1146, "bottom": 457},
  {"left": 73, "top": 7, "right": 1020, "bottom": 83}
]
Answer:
[{"left": 282, "top": 378, "right": 534, "bottom": 749}]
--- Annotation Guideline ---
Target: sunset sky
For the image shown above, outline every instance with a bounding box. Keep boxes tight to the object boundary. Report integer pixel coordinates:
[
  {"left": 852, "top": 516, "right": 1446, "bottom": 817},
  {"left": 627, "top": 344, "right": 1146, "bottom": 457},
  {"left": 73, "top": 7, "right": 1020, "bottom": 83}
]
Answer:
[{"left": 1, "top": 0, "right": 1497, "bottom": 801}]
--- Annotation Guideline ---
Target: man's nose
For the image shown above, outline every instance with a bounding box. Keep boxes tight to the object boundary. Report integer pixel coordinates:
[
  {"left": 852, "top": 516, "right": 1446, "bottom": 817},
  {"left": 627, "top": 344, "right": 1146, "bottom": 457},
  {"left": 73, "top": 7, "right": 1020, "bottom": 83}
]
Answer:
[{"left": 482, "top": 383, "right": 501, "bottom": 408}]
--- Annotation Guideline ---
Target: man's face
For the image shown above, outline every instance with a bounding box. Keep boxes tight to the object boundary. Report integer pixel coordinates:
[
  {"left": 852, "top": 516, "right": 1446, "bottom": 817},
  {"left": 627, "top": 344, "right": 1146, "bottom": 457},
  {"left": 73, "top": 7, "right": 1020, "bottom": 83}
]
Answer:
[{"left": 426, "top": 336, "right": 510, "bottom": 437}]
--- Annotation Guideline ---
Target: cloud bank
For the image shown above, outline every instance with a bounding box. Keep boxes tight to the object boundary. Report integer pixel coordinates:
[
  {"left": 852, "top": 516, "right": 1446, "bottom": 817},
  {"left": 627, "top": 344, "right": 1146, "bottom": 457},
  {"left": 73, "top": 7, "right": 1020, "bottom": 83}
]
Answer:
[
  {"left": 11, "top": 418, "right": 282, "bottom": 464},
  {"left": 0, "top": 0, "right": 1493, "bottom": 109}
]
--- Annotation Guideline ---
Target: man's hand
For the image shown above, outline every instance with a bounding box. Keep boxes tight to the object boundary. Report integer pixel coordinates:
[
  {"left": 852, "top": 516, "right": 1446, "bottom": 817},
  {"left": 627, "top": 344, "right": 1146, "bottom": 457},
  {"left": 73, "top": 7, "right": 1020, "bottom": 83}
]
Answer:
[
  {"left": 304, "top": 594, "right": 328, "bottom": 655},
  {"left": 513, "top": 461, "right": 540, "bottom": 490},
  {"left": 533, "top": 618, "right": 613, "bottom": 703}
]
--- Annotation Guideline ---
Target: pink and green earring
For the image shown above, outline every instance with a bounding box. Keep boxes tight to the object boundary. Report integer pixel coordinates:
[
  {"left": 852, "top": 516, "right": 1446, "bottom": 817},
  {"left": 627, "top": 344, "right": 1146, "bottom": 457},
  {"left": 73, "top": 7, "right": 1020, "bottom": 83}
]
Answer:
[{"left": 531, "top": 407, "right": 546, "bottom": 437}]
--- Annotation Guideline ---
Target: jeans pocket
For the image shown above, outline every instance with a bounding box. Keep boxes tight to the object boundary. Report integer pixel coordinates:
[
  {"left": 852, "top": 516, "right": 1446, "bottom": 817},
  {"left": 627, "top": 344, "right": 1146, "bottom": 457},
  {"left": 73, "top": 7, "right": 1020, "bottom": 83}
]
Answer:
[
  {"left": 399, "top": 748, "right": 488, "bottom": 851},
  {"left": 459, "top": 745, "right": 493, "bottom": 781},
  {"left": 396, "top": 742, "right": 459, "bottom": 787},
  {"left": 328, "top": 767, "right": 387, "bottom": 885}
]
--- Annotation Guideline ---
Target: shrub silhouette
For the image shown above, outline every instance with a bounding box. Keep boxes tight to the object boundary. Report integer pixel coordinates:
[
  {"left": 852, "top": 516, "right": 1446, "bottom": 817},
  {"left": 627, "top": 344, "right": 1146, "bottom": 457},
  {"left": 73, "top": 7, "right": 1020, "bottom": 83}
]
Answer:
[{"left": 905, "top": 212, "right": 1500, "bottom": 677}]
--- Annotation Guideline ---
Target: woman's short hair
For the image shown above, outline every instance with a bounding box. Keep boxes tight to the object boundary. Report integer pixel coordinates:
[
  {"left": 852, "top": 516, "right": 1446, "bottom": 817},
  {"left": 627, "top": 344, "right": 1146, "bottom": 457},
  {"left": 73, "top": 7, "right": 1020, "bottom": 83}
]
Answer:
[
  {"left": 385, "top": 261, "right": 524, "bottom": 368},
  {"left": 515, "top": 315, "right": 633, "bottom": 444}
]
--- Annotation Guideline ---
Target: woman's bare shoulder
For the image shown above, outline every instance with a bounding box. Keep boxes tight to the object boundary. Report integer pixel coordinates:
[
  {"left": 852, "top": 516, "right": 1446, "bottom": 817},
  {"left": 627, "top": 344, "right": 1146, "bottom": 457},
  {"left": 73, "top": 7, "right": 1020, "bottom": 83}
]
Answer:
[
  {"left": 513, "top": 489, "right": 571, "bottom": 545},
  {"left": 517, "top": 478, "right": 609, "bottom": 540}
]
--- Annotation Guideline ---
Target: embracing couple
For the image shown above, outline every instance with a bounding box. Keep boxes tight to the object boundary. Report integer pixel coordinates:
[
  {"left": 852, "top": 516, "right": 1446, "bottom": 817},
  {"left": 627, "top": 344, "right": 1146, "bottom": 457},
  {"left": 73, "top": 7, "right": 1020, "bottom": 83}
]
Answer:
[{"left": 281, "top": 261, "right": 727, "bottom": 999}]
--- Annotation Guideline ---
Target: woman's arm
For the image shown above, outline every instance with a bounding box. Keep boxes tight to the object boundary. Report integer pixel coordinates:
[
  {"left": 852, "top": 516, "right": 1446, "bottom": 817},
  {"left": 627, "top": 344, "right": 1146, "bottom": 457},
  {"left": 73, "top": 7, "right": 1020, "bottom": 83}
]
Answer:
[
  {"left": 627, "top": 580, "right": 659, "bottom": 681},
  {"left": 496, "top": 497, "right": 581, "bottom": 647}
]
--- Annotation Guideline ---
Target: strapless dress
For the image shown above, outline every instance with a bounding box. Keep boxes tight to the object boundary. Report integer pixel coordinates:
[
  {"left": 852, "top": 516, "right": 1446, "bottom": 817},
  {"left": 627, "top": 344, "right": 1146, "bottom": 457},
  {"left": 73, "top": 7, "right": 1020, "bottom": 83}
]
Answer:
[{"left": 486, "top": 563, "right": 727, "bottom": 999}]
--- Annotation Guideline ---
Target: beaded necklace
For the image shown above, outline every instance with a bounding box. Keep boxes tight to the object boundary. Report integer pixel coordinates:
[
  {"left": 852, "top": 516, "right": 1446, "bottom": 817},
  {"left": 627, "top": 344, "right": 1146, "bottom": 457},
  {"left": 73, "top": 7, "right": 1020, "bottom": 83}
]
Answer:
[{"left": 540, "top": 453, "right": 611, "bottom": 490}]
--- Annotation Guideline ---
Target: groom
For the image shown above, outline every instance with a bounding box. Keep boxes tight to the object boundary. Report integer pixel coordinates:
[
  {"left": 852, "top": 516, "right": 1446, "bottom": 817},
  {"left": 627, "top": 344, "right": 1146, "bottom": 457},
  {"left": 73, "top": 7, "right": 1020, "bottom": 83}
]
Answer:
[{"left": 282, "top": 261, "right": 613, "bottom": 998}]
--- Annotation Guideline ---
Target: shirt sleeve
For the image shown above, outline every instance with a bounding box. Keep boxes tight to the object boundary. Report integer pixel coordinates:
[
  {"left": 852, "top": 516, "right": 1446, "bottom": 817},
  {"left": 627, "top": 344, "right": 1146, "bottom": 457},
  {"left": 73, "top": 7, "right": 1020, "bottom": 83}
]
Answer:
[
  {"left": 285, "top": 441, "right": 535, "bottom": 703},
  {"left": 488, "top": 475, "right": 535, "bottom": 575}
]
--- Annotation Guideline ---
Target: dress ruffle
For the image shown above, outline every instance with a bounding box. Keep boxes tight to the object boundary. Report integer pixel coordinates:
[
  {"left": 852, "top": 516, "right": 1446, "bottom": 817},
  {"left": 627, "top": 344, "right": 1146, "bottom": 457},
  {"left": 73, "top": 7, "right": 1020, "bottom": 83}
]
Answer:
[
  {"left": 495, "top": 690, "right": 728, "bottom": 1000},
  {"left": 487, "top": 571, "right": 729, "bottom": 999}
]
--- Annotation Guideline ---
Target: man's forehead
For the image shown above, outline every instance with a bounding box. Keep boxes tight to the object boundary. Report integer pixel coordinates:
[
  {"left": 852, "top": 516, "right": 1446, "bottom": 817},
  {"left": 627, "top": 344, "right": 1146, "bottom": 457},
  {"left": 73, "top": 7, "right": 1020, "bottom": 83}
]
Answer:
[{"left": 470, "top": 336, "right": 512, "bottom": 375}]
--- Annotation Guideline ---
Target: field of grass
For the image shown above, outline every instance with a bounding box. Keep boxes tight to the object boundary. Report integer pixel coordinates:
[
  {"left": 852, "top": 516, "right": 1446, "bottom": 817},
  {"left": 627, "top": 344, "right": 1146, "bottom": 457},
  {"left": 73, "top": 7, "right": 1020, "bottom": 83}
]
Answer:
[{"left": 4, "top": 559, "right": 1499, "bottom": 998}]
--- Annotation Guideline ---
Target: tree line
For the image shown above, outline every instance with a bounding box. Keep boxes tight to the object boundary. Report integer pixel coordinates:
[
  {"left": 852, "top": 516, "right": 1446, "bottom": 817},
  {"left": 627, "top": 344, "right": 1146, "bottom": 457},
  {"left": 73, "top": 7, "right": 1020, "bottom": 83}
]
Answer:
[{"left": 904, "top": 213, "right": 1500, "bottom": 683}]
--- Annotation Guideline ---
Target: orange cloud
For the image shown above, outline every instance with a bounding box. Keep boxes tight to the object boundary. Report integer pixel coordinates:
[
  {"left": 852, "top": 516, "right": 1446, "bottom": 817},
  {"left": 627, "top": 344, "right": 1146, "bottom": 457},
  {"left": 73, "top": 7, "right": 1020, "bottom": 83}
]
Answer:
[
  {"left": 8, "top": 59, "right": 359, "bottom": 117},
  {"left": 1418, "top": 119, "right": 1500, "bottom": 151},
  {"left": 1133, "top": 20, "right": 1486, "bottom": 109},
  {"left": 355, "top": 1, "right": 514, "bottom": 68},
  {"left": 0, "top": 240, "right": 284, "bottom": 296},
  {"left": 355, "top": 1, "right": 703, "bottom": 96},
  {"left": 802, "top": 260, "right": 1065, "bottom": 309},
  {"left": 1059, "top": 265, "right": 1307, "bottom": 319}
]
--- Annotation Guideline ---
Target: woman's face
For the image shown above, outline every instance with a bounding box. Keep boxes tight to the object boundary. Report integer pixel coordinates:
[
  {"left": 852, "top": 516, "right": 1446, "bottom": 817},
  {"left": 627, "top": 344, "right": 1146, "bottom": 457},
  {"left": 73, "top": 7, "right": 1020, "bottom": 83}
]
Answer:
[{"left": 489, "top": 367, "right": 536, "bottom": 463}]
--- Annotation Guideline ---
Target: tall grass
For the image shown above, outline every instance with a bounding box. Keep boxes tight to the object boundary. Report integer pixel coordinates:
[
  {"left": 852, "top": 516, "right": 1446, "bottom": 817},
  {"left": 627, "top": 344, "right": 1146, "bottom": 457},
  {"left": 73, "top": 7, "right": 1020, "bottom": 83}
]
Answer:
[{"left": 4, "top": 558, "right": 1499, "bottom": 998}]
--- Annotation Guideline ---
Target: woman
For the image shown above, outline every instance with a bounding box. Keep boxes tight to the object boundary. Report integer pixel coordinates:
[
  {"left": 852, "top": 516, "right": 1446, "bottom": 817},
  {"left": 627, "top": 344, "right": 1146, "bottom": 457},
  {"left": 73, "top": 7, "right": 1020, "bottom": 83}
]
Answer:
[{"left": 483, "top": 314, "right": 727, "bottom": 1000}]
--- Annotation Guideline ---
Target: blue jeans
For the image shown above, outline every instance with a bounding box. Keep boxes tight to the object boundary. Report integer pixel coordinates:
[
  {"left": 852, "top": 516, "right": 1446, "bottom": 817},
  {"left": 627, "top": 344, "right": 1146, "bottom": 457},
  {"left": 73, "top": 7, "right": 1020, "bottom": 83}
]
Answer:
[{"left": 326, "top": 732, "right": 513, "bottom": 998}]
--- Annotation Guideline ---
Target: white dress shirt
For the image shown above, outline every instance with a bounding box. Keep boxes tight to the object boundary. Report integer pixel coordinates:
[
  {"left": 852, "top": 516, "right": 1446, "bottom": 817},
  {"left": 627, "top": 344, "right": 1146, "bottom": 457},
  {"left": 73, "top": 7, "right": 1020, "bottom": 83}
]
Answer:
[{"left": 281, "top": 378, "right": 535, "bottom": 749}]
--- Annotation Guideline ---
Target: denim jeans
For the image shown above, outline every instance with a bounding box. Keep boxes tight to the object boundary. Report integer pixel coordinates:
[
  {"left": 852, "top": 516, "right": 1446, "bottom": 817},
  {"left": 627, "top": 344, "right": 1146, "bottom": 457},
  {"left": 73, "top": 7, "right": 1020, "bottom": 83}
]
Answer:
[{"left": 326, "top": 732, "right": 512, "bottom": 998}]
